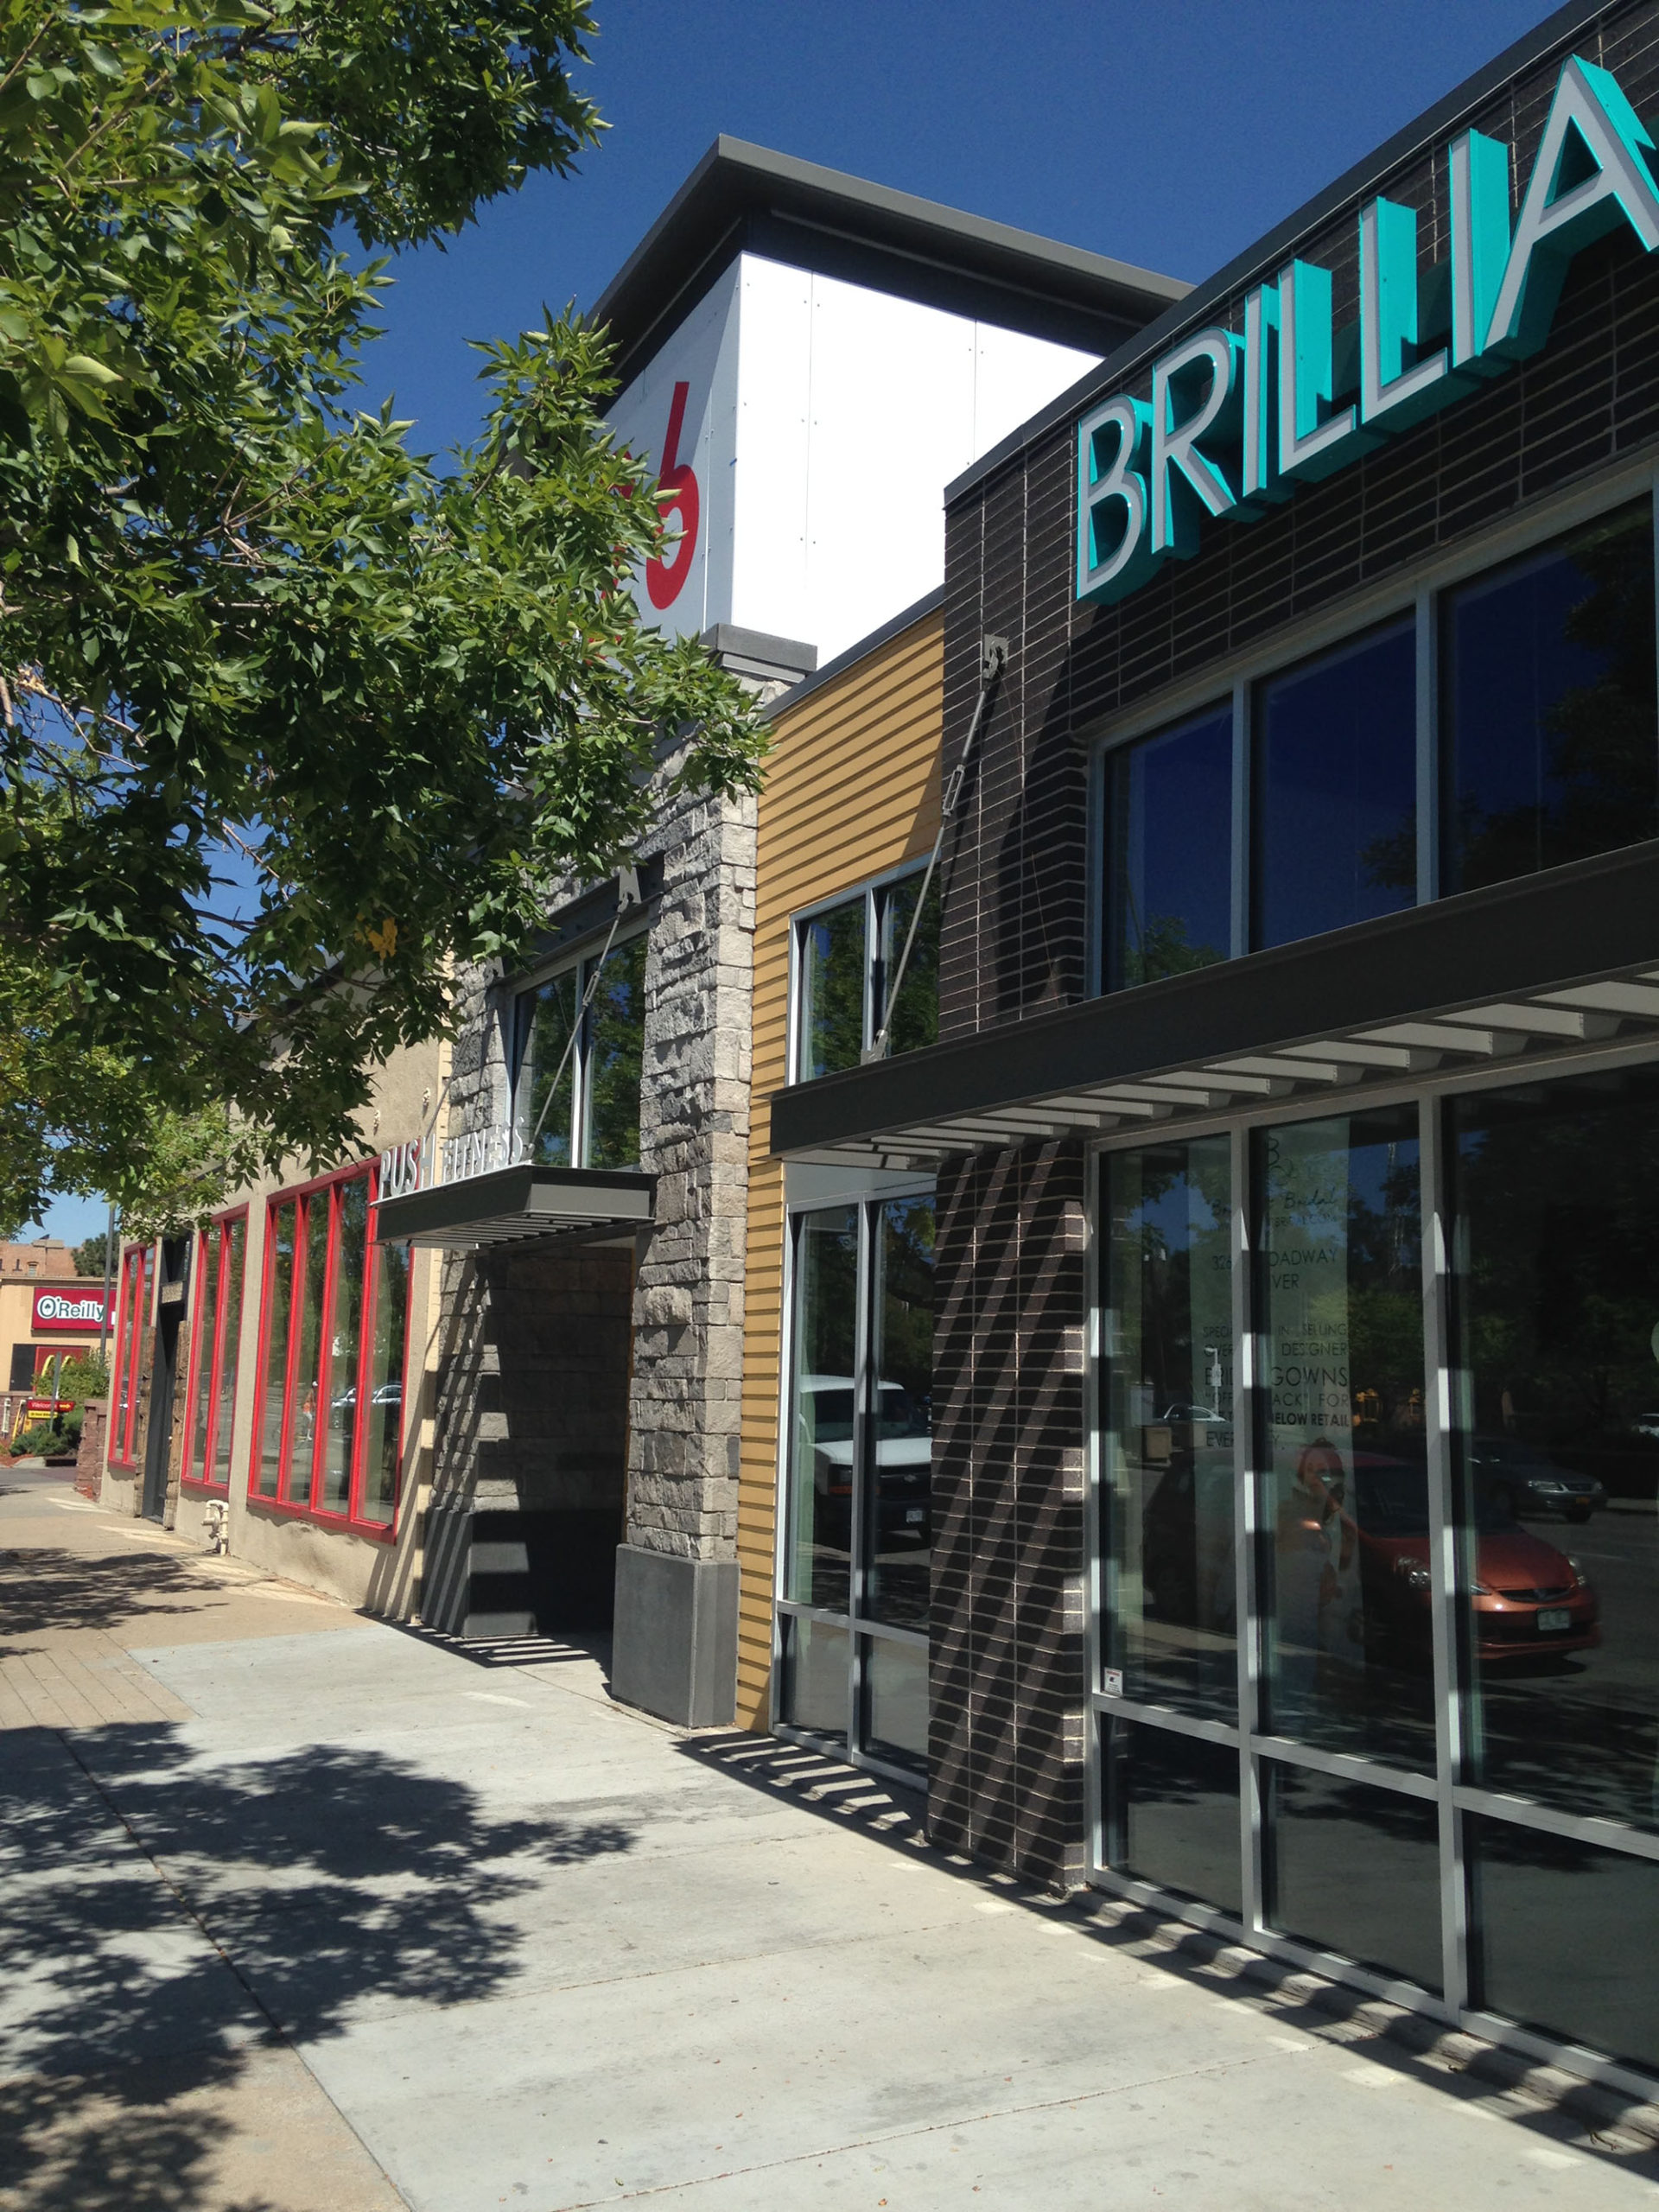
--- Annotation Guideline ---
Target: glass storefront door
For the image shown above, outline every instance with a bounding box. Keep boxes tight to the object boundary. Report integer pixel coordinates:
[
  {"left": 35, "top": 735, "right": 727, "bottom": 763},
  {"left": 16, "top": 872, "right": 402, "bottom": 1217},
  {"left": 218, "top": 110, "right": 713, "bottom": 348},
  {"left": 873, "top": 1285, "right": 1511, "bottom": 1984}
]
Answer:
[
  {"left": 1093, "top": 1065, "right": 1659, "bottom": 2085},
  {"left": 777, "top": 1190, "right": 934, "bottom": 1781}
]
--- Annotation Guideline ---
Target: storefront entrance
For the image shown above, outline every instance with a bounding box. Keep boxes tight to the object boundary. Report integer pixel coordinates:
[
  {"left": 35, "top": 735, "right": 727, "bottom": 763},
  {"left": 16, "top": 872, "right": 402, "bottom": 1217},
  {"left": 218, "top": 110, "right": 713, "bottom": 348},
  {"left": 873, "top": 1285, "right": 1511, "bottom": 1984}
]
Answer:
[
  {"left": 777, "top": 1190, "right": 935, "bottom": 1782},
  {"left": 1095, "top": 1057, "right": 1659, "bottom": 2081}
]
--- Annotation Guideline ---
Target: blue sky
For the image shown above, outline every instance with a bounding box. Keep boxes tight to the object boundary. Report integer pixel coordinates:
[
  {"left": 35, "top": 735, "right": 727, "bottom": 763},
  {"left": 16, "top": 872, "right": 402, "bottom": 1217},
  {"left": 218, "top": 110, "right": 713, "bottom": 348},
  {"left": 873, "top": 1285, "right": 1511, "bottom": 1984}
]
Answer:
[
  {"left": 356, "top": 0, "right": 1561, "bottom": 461},
  {"left": 37, "top": 0, "right": 1560, "bottom": 1245}
]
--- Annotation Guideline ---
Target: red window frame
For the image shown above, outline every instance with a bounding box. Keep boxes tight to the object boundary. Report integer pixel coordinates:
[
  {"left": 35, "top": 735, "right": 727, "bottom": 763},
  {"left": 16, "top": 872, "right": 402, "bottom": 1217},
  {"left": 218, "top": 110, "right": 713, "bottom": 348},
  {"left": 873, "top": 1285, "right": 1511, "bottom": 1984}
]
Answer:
[
  {"left": 107, "top": 1244, "right": 154, "bottom": 1470},
  {"left": 247, "top": 1160, "right": 410, "bottom": 1539},
  {"left": 181, "top": 1208, "right": 249, "bottom": 1494}
]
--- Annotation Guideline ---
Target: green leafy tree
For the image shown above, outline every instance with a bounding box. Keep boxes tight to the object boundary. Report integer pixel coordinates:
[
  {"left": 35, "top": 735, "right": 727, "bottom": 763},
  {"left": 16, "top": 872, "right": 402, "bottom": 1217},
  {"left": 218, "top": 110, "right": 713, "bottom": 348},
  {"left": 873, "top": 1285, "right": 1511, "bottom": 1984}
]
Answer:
[
  {"left": 0, "top": 2, "right": 765, "bottom": 1232},
  {"left": 71, "top": 1227, "right": 108, "bottom": 1276}
]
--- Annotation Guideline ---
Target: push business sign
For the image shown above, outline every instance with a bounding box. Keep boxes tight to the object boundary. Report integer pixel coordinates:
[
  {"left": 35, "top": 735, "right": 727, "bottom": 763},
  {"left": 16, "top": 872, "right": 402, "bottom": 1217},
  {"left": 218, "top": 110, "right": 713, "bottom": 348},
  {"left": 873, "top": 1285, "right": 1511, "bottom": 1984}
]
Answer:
[{"left": 1078, "top": 55, "right": 1659, "bottom": 606}]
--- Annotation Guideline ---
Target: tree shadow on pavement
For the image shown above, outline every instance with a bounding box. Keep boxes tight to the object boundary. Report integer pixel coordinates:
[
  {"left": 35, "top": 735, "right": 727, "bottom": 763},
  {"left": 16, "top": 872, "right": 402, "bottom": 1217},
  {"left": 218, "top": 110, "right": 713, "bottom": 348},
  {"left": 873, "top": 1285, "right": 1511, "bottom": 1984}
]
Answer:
[
  {"left": 0, "top": 1546, "right": 229, "bottom": 1645},
  {"left": 0, "top": 1722, "right": 637, "bottom": 2210}
]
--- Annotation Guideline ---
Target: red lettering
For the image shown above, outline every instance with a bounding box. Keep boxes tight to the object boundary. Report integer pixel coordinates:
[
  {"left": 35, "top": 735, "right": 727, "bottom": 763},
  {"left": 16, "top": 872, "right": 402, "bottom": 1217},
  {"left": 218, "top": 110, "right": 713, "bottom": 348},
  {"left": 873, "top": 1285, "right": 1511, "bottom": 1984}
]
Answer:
[{"left": 645, "top": 380, "right": 700, "bottom": 611}]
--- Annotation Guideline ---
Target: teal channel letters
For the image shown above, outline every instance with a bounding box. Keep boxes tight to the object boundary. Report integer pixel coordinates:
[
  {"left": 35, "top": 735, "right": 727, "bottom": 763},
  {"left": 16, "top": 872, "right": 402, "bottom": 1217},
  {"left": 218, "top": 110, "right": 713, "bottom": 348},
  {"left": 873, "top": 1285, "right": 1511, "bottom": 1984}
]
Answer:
[{"left": 1077, "top": 51, "right": 1659, "bottom": 607}]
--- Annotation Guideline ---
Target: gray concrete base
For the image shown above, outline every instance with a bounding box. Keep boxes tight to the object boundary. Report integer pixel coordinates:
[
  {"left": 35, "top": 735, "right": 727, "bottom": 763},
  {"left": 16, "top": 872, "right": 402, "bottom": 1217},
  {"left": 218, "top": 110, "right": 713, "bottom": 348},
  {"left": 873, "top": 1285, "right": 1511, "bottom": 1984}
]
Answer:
[{"left": 610, "top": 1544, "right": 737, "bottom": 1726}]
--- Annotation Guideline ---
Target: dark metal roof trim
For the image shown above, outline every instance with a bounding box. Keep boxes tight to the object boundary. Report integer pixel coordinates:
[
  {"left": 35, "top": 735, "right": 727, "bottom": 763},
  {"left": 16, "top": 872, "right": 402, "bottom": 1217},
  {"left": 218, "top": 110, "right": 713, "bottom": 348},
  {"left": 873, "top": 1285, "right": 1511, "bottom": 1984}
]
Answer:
[
  {"left": 760, "top": 587, "right": 944, "bottom": 726},
  {"left": 374, "top": 1163, "right": 655, "bottom": 1250},
  {"left": 591, "top": 137, "right": 1189, "bottom": 388},
  {"left": 768, "top": 840, "right": 1659, "bottom": 1162},
  {"left": 943, "top": 0, "right": 1609, "bottom": 512}
]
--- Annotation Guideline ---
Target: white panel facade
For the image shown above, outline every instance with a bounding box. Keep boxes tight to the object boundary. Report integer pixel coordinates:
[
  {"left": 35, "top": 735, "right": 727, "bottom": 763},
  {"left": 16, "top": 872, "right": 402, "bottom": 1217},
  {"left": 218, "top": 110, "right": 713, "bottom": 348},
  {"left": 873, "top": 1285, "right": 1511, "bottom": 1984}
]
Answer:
[
  {"left": 610, "top": 252, "right": 1098, "bottom": 664},
  {"left": 607, "top": 262, "right": 742, "bottom": 644}
]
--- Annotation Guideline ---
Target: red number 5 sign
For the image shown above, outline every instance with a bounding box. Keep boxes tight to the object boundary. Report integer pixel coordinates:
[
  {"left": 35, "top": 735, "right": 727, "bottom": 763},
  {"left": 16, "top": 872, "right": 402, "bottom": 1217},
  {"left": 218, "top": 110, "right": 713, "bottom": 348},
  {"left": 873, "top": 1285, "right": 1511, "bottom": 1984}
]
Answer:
[{"left": 645, "top": 379, "right": 701, "bottom": 611}]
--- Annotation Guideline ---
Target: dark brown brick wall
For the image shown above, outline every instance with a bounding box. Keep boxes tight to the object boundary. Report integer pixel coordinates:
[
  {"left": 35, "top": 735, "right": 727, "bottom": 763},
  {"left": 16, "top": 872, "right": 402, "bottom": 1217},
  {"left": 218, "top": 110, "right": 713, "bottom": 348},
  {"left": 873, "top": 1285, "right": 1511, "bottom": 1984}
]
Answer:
[
  {"left": 930, "top": 1141, "right": 1087, "bottom": 1887},
  {"left": 938, "top": 0, "right": 1659, "bottom": 1047},
  {"left": 926, "top": 0, "right": 1659, "bottom": 1890}
]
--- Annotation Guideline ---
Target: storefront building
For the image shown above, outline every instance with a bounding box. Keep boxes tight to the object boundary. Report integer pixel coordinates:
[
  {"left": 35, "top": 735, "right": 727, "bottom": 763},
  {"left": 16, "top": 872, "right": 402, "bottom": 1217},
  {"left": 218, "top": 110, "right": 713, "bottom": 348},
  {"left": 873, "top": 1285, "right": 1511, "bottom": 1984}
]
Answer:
[
  {"left": 105, "top": 1038, "right": 444, "bottom": 1610},
  {"left": 770, "top": 1, "right": 1659, "bottom": 2092},
  {"left": 100, "top": 147, "right": 1176, "bottom": 1638},
  {"left": 1, "top": 1273, "right": 111, "bottom": 1442},
  {"left": 376, "top": 143, "right": 1180, "bottom": 1725},
  {"left": 735, "top": 588, "right": 945, "bottom": 1763}
]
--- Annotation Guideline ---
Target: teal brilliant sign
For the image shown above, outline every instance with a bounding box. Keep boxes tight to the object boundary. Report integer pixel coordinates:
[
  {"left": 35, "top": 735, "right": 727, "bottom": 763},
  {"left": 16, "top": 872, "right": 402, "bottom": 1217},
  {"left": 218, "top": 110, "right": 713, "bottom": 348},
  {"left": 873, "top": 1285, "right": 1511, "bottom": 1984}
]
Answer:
[{"left": 1077, "top": 55, "right": 1659, "bottom": 606}]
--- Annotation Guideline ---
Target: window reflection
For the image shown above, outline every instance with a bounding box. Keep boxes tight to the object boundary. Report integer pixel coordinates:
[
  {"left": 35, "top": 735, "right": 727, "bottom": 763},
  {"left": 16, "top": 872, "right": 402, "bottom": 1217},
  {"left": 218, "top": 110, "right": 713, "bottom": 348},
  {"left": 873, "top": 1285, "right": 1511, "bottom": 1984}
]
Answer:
[
  {"left": 1443, "top": 500, "right": 1657, "bottom": 895},
  {"left": 515, "top": 969, "right": 579, "bottom": 1166},
  {"left": 1266, "top": 1761, "right": 1443, "bottom": 1994},
  {"left": 877, "top": 872, "right": 939, "bottom": 1055},
  {"left": 256, "top": 1204, "right": 295, "bottom": 1499},
  {"left": 862, "top": 1632, "right": 928, "bottom": 1773},
  {"left": 1106, "top": 708, "right": 1232, "bottom": 988},
  {"left": 1470, "top": 1814, "right": 1659, "bottom": 2074},
  {"left": 780, "top": 1614, "right": 849, "bottom": 1745},
  {"left": 785, "top": 1206, "right": 858, "bottom": 1615},
  {"left": 1104, "top": 1138, "right": 1236, "bottom": 1718},
  {"left": 585, "top": 935, "right": 646, "bottom": 1169},
  {"left": 797, "top": 898, "right": 866, "bottom": 1079},
  {"left": 863, "top": 1198, "right": 934, "bottom": 1632},
  {"left": 1256, "top": 1108, "right": 1433, "bottom": 1770},
  {"left": 212, "top": 1217, "right": 245, "bottom": 1490},
  {"left": 1254, "top": 619, "right": 1417, "bottom": 950},
  {"left": 1451, "top": 1070, "right": 1659, "bottom": 1829},
  {"left": 1108, "top": 1718, "right": 1243, "bottom": 1917}
]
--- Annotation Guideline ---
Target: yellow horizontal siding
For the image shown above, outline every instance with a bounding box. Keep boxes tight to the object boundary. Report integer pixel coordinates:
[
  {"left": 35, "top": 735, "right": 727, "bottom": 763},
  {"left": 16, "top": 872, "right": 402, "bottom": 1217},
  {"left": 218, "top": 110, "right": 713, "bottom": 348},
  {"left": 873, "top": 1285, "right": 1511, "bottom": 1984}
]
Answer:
[{"left": 736, "top": 607, "right": 943, "bottom": 1729}]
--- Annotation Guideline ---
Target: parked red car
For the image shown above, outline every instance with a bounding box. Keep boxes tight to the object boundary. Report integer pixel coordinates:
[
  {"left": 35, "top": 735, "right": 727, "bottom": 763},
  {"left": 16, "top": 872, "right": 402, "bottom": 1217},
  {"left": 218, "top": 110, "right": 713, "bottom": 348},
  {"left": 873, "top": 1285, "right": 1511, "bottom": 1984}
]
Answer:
[{"left": 1349, "top": 1454, "right": 1600, "bottom": 1664}]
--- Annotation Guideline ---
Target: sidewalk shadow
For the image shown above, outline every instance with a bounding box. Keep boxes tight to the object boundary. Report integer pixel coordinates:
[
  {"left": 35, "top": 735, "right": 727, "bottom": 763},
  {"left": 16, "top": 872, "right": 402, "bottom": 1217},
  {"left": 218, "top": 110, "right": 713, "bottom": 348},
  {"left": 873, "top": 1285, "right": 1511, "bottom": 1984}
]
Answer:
[
  {"left": 675, "top": 1731, "right": 1659, "bottom": 2177},
  {"left": 678, "top": 1730, "right": 927, "bottom": 1847},
  {"left": 0, "top": 1721, "right": 638, "bottom": 2209},
  {"left": 0, "top": 1546, "right": 226, "bottom": 1645}
]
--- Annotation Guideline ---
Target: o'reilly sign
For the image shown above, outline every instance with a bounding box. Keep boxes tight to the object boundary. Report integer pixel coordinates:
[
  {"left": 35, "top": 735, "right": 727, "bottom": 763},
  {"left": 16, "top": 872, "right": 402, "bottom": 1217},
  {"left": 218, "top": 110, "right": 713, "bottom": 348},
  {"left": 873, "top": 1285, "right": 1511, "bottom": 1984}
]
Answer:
[{"left": 1078, "top": 55, "right": 1659, "bottom": 606}]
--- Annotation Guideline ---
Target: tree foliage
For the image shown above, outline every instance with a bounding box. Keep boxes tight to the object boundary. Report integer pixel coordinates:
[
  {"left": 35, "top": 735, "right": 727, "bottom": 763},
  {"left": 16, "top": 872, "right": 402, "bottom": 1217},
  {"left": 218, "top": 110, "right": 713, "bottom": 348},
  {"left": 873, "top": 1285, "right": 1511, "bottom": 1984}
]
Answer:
[{"left": 0, "top": 1, "right": 765, "bottom": 1234}]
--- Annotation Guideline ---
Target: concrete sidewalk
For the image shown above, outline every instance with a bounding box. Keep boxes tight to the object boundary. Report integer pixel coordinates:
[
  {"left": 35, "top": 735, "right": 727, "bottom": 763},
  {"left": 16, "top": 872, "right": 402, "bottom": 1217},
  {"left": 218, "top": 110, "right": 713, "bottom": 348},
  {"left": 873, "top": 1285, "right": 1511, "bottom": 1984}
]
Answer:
[{"left": 3, "top": 1467, "right": 1658, "bottom": 2212}]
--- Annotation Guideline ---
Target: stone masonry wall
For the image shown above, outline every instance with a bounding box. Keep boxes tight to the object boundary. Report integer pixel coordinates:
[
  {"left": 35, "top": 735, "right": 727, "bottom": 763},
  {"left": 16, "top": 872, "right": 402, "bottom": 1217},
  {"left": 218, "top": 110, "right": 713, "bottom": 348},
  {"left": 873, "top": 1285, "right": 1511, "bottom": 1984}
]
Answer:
[{"left": 433, "top": 654, "right": 789, "bottom": 1569}]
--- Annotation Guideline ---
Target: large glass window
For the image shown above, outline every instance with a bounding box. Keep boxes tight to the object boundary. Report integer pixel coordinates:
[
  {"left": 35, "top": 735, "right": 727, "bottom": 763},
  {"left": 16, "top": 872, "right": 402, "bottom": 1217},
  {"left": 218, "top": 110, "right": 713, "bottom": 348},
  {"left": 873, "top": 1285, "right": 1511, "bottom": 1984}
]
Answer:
[
  {"left": 1264, "top": 1762, "right": 1443, "bottom": 1994},
  {"left": 1106, "top": 707, "right": 1232, "bottom": 988},
  {"left": 183, "top": 1211, "right": 246, "bottom": 1493},
  {"left": 1256, "top": 1106, "right": 1431, "bottom": 1771},
  {"left": 513, "top": 934, "right": 647, "bottom": 1170},
  {"left": 108, "top": 1244, "right": 152, "bottom": 1470},
  {"left": 793, "top": 868, "right": 939, "bottom": 1081},
  {"left": 1449, "top": 1067, "right": 1659, "bottom": 1832},
  {"left": 1096, "top": 493, "right": 1659, "bottom": 994},
  {"left": 1103, "top": 1136, "right": 1236, "bottom": 1718},
  {"left": 1092, "top": 1068, "right": 1659, "bottom": 2088},
  {"left": 779, "top": 1191, "right": 935, "bottom": 1779},
  {"left": 252, "top": 1165, "right": 410, "bottom": 1532},
  {"left": 1253, "top": 619, "right": 1417, "bottom": 950},
  {"left": 1105, "top": 1719, "right": 1243, "bottom": 1917},
  {"left": 1469, "top": 1816, "right": 1659, "bottom": 2073},
  {"left": 255, "top": 1203, "right": 295, "bottom": 1499},
  {"left": 1443, "top": 501, "right": 1657, "bottom": 896}
]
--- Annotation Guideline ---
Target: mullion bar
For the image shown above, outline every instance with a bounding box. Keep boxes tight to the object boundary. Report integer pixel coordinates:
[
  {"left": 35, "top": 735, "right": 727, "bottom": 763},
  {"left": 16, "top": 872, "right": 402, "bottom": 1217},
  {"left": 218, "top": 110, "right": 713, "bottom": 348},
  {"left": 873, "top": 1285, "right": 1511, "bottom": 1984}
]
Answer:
[
  {"left": 1414, "top": 583, "right": 1437, "bottom": 904},
  {"left": 1421, "top": 1094, "right": 1469, "bottom": 2013},
  {"left": 1250, "top": 1731, "right": 1439, "bottom": 1802},
  {"left": 1452, "top": 1783, "right": 1659, "bottom": 1866},
  {"left": 1231, "top": 1122, "right": 1265, "bottom": 1936},
  {"left": 1089, "top": 1690, "right": 1239, "bottom": 1750},
  {"left": 1082, "top": 1144, "right": 1107, "bottom": 1882},
  {"left": 848, "top": 1198, "right": 874, "bottom": 1758}
]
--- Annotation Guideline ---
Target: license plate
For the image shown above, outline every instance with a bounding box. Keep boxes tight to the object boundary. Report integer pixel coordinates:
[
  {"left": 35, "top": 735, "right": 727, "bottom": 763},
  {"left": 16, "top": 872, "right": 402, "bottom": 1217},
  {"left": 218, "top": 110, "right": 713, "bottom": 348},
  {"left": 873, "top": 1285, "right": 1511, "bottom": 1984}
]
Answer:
[
  {"left": 1537, "top": 1608, "right": 1572, "bottom": 1632},
  {"left": 906, "top": 1507, "right": 925, "bottom": 1524}
]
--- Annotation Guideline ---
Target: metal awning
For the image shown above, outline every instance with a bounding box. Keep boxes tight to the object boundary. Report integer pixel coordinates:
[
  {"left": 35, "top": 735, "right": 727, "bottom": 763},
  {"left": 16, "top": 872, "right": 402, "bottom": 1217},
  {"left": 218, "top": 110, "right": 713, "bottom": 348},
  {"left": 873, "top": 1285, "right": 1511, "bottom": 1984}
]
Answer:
[
  {"left": 374, "top": 1163, "right": 655, "bottom": 1250},
  {"left": 769, "top": 842, "right": 1659, "bottom": 1166}
]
